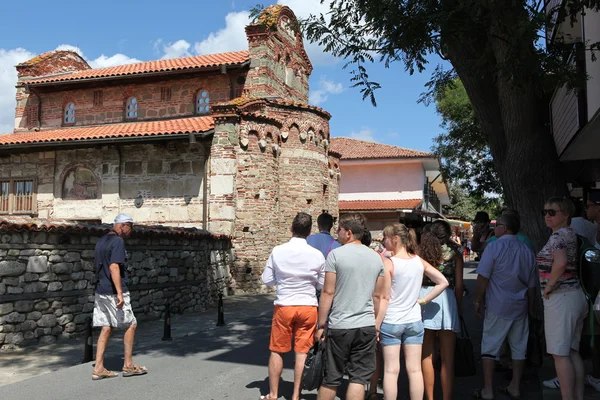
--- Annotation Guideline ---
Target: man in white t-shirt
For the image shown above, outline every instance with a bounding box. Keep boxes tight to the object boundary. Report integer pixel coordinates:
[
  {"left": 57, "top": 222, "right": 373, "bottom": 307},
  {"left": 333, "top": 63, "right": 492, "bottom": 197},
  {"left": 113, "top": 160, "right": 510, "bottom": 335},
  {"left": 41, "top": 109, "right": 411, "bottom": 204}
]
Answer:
[{"left": 261, "top": 212, "right": 326, "bottom": 400}]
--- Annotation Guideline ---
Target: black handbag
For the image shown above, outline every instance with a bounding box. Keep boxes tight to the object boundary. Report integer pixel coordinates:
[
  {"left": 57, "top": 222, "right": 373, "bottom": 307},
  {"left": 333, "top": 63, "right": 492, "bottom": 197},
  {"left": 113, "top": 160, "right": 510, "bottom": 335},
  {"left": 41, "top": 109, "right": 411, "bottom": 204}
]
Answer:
[
  {"left": 526, "top": 317, "right": 544, "bottom": 368},
  {"left": 455, "top": 316, "right": 476, "bottom": 377},
  {"left": 302, "top": 339, "right": 325, "bottom": 390}
]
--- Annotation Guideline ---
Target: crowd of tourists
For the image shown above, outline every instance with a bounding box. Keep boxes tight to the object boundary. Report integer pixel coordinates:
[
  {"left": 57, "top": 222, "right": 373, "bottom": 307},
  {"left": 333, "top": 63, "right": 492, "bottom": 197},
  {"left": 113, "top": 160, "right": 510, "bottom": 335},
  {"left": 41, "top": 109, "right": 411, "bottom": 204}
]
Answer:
[{"left": 259, "top": 192, "right": 600, "bottom": 400}]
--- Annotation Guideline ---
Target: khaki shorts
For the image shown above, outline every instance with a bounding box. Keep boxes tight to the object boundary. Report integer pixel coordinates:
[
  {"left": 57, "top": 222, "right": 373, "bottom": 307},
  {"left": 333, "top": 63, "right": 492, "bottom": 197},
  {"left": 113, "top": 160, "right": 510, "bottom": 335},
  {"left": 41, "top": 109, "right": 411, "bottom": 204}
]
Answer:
[
  {"left": 481, "top": 311, "right": 528, "bottom": 360},
  {"left": 543, "top": 289, "right": 588, "bottom": 356},
  {"left": 269, "top": 305, "right": 317, "bottom": 353},
  {"left": 93, "top": 292, "right": 137, "bottom": 328}
]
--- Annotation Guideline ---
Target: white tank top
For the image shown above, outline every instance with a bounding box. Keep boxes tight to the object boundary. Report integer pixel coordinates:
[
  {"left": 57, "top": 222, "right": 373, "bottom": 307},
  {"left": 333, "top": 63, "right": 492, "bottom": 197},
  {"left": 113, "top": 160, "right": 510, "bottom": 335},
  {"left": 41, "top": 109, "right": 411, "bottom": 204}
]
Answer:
[{"left": 383, "top": 255, "right": 424, "bottom": 325}]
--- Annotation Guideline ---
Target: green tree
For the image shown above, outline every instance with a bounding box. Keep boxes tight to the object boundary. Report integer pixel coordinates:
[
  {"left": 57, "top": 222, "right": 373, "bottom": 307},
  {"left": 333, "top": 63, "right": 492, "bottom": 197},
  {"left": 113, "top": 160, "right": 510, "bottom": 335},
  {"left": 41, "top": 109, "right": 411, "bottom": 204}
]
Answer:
[
  {"left": 293, "top": 0, "right": 598, "bottom": 250},
  {"left": 433, "top": 79, "right": 502, "bottom": 199},
  {"left": 444, "top": 182, "right": 503, "bottom": 222}
]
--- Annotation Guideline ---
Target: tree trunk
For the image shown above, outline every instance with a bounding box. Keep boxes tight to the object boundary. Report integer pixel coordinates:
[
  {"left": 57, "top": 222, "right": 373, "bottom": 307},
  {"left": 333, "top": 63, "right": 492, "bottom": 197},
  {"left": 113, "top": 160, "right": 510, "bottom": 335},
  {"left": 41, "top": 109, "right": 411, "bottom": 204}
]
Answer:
[{"left": 441, "top": 1, "right": 569, "bottom": 251}]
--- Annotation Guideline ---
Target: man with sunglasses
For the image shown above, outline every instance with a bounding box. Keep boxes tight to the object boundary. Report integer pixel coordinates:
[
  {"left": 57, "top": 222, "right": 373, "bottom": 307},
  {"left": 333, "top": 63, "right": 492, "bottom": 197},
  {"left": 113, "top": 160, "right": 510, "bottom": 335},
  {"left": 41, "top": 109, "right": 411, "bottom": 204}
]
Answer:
[{"left": 91, "top": 213, "right": 147, "bottom": 380}]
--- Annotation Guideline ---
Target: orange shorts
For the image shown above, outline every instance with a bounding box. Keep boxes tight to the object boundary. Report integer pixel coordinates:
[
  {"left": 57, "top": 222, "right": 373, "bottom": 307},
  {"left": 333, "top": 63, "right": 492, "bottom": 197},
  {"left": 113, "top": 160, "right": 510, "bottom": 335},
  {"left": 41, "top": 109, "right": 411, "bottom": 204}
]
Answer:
[{"left": 269, "top": 305, "right": 317, "bottom": 353}]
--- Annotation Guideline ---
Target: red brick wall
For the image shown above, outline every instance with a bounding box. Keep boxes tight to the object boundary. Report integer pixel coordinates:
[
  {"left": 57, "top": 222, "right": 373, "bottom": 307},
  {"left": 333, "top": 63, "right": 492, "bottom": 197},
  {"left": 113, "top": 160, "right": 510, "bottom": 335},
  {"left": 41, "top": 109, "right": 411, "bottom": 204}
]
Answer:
[{"left": 15, "top": 72, "right": 247, "bottom": 131}]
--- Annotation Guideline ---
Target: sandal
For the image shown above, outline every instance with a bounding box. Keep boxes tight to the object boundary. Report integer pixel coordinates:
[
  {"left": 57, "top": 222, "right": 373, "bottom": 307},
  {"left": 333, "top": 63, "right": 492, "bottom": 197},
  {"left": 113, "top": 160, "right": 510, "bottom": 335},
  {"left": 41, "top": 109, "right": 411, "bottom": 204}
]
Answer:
[
  {"left": 365, "top": 394, "right": 379, "bottom": 399},
  {"left": 122, "top": 365, "right": 148, "bottom": 377},
  {"left": 473, "top": 389, "right": 494, "bottom": 399},
  {"left": 92, "top": 369, "right": 118, "bottom": 380},
  {"left": 498, "top": 386, "right": 520, "bottom": 400},
  {"left": 259, "top": 396, "right": 278, "bottom": 399}
]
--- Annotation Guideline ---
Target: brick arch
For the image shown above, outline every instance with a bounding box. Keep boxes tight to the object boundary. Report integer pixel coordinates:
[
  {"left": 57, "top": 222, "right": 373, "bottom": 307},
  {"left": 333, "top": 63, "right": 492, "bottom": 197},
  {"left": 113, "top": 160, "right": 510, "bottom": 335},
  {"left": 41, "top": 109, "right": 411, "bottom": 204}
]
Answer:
[
  {"left": 239, "top": 121, "right": 265, "bottom": 148},
  {"left": 59, "top": 162, "right": 101, "bottom": 200}
]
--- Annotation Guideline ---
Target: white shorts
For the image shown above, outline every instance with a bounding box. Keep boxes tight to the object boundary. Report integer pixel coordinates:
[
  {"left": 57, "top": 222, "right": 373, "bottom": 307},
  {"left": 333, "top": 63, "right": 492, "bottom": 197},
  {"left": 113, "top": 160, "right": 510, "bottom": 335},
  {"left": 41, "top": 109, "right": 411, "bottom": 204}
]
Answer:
[
  {"left": 92, "top": 292, "right": 137, "bottom": 328},
  {"left": 481, "top": 311, "right": 528, "bottom": 360},
  {"left": 543, "top": 289, "right": 588, "bottom": 356}
]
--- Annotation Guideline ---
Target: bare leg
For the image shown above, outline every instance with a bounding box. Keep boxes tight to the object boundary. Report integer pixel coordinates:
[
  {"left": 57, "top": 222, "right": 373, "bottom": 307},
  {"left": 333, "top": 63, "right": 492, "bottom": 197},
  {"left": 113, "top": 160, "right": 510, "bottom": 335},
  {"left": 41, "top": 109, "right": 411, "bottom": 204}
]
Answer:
[
  {"left": 318, "top": 384, "right": 337, "bottom": 400},
  {"left": 571, "top": 350, "right": 585, "bottom": 400},
  {"left": 480, "top": 357, "right": 495, "bottom": 399},
  {"left": 93, "top": 326, "right": 113, "bottom": 373},
  {"left": 421, "top": 330, "right": 436, "bottom": 400},
  {"left": 123, "top": 323, "right": 137, "bottom": 368},
  {"left": 268, "top": 351, "right": 284, "bottom": 399},
  {"left": 346, "top": 382, "right": 366, "bottom": 400},
  {"left": 292, "top": 352, "right": 307, "bottom": 400},
  {"left": 404, "top": 344, "right": 424, "bottom": 400},
  {"left": 368, "top": 344, "right": 381, "bottom": 397},
  {"left": 507, "top": 359, "right": 524, "bottom": 398},
  {"left": 439, "top": 331, "right": 456, "bottom": 400},
  {"left": 382, "top": 344, "right": 401, "bottom": 400},
  {"left": 554, "top": 354, "right": 576, "bottom": 400}
]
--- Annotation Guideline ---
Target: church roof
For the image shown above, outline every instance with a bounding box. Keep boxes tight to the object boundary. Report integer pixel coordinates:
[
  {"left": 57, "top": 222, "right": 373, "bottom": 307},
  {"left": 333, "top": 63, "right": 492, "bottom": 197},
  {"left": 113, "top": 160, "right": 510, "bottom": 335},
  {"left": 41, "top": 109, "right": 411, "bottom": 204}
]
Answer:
[
  {"left": 20, "top": 51, "right": 250, "bottom": 85},
  {"left": 0, "top": 116, "right": 213, "bottom": 147},
  {"left": 330, "top": 137, "right": 434, "bottom": 160},
  {"left": 339, "top": 199, "right": 422, "bottom": 211}
]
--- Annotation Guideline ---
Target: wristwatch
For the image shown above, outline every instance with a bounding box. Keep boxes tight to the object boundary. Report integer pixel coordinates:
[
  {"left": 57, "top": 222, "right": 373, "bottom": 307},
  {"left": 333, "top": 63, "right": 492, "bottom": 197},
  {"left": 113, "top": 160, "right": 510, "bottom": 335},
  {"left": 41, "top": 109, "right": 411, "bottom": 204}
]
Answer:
[{"left": 316, "top": 323, "right": 325, "bottom": 330}]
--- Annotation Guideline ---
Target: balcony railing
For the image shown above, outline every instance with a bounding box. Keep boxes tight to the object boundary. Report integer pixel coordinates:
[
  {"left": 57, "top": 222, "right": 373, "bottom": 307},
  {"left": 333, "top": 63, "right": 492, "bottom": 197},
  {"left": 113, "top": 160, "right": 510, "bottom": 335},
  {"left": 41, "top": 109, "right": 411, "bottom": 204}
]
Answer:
[
  {"left": 550, "top": 43, "right": 587, "bottom": 156},
  {"left": 545, "top": 0, "right": 562, "bottom": 41},
  {"left": 423, "top": 183, "right": 441, "bottom": 214}
]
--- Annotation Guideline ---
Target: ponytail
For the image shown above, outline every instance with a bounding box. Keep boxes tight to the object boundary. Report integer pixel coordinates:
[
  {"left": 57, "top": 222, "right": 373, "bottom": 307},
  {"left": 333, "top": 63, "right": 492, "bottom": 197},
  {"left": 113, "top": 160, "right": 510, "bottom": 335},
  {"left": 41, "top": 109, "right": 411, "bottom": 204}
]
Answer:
[{"left": 382, "top": 223, "right": 417, "bottom": 254}]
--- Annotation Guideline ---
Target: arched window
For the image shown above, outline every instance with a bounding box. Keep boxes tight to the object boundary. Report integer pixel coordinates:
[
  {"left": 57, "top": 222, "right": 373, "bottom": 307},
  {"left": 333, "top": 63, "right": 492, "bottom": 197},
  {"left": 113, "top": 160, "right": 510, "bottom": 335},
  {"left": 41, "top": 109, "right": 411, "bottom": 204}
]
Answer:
[
  {"left": 62, "top": 166, "right": 99, "bottom": 200},
  {"left": 196, "top": 90, "right": 210, "bottom": 115},
  {"left": 125, "top": 97, "right": 138, "bottom": 119},
  {"left": 64, "top": 103, "right": 75, "bottom": 124}
]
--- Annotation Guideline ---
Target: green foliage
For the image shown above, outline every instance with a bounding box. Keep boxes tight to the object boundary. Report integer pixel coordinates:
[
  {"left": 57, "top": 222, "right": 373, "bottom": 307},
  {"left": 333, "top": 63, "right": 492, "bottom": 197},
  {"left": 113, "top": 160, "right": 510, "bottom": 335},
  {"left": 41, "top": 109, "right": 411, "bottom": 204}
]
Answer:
[
  {"left": 444, "top": 182, "right": 503, "bottom": 222},
  {"left": 432, "top": 79, "right": 502, "bottom": 198}
]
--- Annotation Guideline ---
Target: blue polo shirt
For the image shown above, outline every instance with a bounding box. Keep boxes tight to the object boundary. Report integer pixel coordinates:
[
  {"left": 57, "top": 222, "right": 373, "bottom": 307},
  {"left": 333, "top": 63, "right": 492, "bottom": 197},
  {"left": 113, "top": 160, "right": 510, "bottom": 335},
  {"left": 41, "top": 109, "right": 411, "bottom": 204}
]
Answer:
[
  {"left": 306, "top": 231, "right": 341, "bottom": 258},
  {"left": 94, "top": 232, "right": 129, "bottom": 295}
]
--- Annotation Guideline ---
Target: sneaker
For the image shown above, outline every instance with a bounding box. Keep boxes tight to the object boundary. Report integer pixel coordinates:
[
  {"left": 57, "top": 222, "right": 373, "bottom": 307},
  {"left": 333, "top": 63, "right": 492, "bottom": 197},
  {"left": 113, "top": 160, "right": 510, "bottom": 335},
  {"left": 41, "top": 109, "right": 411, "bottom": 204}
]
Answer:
[
  {"left": 585, "top": 375, "right": 600, "bottom": 392},
  {"left": 543, "top": 377, "right": 560, "bottom": 389}
]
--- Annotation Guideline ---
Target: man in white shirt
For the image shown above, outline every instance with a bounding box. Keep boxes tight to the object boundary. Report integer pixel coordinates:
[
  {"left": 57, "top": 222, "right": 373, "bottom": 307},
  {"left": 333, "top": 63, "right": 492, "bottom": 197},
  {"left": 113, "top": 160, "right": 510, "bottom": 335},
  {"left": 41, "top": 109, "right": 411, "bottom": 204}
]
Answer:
[{"left": 261, "top": 212, "right": 326, "bottom": 400}]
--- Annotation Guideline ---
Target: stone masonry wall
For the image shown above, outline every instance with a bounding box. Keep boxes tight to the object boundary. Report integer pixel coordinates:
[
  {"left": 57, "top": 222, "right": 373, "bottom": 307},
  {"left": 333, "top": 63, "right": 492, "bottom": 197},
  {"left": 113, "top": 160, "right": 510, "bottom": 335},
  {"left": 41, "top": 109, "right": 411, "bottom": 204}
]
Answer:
[{"left": 0, "top": 227, "right": 231, "bottom": 350}]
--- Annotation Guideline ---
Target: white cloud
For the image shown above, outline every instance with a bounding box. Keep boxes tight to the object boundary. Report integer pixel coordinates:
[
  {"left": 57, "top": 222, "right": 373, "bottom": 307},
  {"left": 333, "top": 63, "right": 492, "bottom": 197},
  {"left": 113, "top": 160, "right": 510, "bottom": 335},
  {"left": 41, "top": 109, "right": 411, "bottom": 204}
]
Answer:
[
  {"left": 0, "top": 48, "right": 35, "bottom": 134},
  {"left": 349, "top": 127, "right": 378, "bottom": 143},
  {"left": 309, "top": 76, "right": 344, "bottom": 105},
  {"left": 194, "top": 11, "right": 251, "bottom": 55},
  {"left": 0, "top": 45, "right": 141, "bottom": 135},
  {"left": 159, "top": 40, "right": 193, "bottom": 59}
]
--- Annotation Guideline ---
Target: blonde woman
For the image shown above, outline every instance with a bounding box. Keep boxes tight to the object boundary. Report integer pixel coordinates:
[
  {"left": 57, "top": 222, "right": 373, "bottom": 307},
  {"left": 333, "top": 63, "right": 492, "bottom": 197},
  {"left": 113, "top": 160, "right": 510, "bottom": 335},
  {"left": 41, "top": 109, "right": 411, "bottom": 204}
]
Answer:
[
  {"left": 538, "top": 197, "right": 587, "bottom": 400},
  {"left": 376, "top": 223, "right": 449, "bottom": 400}
]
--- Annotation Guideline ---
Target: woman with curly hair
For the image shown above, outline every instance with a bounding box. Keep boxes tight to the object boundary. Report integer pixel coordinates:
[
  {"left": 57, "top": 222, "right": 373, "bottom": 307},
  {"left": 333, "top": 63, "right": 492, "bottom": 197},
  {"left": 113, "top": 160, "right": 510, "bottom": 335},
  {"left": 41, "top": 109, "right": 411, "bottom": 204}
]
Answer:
[{"left": 418, "top": 220, "right": 464, "bottom": 400}]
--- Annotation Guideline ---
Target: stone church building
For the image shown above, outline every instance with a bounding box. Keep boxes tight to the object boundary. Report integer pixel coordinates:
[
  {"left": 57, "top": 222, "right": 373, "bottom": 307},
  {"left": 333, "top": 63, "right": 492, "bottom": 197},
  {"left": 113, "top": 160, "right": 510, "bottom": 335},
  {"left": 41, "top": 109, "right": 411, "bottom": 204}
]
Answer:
[{"left": 0, "top": 5, "right": 340, "bottom": 292}]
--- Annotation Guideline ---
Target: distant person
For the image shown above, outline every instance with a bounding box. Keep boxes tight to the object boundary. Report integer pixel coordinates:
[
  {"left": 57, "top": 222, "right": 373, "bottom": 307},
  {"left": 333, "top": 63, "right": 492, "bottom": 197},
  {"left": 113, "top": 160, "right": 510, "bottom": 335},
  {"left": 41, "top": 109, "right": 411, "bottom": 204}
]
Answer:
[
  {"left": 307, "top": 212, "right": 341, "bottom": 258},
  {"left": 570, "top": 197, "right": 598, "bottom": 247},
  {"left": 92, "top": 213, "right": 147, "bottom": 380},
  {"left": 589, "top": 191, "right": 600, "bottom": 248},
  {"left": 315, "top": 213, "right": 385, "bottom": 400},
  {"left": 473, "top": 214, "right": 537, "bottom": 400},
  {"left": 471, "top": 212, "right": 494, "bottom": 257},
  {"left": 261, "top": 212, "right": 325, "bottom": 400}
]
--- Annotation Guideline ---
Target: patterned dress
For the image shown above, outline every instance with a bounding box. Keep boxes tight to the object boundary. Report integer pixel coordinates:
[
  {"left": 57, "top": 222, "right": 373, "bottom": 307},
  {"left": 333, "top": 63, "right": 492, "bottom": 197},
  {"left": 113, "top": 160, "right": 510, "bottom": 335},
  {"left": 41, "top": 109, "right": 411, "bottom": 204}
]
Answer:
[{"left": 422, "top": 243, "right": 459, "bottom": 288}]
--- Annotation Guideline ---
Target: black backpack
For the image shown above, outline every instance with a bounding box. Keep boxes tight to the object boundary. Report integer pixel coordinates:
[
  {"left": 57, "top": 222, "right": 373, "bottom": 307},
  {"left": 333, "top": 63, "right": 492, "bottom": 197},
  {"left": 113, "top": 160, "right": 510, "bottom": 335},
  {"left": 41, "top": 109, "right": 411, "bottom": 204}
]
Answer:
[{"left": 577, "top": 235, "right": 600, "bottom": 345}]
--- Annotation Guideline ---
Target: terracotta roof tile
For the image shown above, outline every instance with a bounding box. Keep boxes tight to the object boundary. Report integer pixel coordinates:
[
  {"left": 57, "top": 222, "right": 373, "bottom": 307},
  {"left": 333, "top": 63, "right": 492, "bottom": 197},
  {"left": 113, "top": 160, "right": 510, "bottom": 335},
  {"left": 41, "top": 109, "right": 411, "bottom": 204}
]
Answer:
[
  {"left": 339, "top": 199, "right": 422, "bottom": 211},
  {"left": 331, "top": 137, "right": 433, "bottom": 160},
  {"left": 0, "top": 116, "right": 214, "bottom": 146},
  {"left": 22, "top": 51, "right": 250, "bottom": 85},
  {"left": 0, "top": 217, "right": 229, "bottom": 239}
]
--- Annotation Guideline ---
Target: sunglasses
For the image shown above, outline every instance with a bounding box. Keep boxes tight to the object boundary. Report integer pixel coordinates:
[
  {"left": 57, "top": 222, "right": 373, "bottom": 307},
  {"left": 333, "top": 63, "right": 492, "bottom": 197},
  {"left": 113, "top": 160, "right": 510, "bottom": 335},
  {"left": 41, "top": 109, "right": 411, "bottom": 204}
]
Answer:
[{"left": 542, "top": 209, "right": 561, "bottom": 216}]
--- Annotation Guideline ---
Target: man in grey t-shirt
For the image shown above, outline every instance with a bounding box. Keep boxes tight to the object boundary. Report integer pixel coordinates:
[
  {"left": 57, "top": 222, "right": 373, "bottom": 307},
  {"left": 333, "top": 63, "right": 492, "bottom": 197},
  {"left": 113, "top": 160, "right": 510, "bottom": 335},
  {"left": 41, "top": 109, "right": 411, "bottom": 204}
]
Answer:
[{"left": 315, "top": 213, "right": 385, "bottom": 400}]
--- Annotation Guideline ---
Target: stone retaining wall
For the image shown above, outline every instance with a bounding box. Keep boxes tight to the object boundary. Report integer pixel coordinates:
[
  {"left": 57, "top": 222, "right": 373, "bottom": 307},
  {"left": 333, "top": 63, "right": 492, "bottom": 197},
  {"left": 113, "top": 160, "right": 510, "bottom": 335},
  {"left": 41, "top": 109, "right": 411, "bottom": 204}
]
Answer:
[{"left": 0, "top": 227, "right": 232, "bottom": 350}]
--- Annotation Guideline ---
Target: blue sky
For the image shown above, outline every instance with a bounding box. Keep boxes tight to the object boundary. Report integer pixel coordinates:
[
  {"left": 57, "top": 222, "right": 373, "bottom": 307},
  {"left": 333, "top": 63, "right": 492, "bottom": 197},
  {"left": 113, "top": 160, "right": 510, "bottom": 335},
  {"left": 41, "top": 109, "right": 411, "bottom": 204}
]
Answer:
[{"left": 0, "top": 0, "right": 447, "bottom": 152}]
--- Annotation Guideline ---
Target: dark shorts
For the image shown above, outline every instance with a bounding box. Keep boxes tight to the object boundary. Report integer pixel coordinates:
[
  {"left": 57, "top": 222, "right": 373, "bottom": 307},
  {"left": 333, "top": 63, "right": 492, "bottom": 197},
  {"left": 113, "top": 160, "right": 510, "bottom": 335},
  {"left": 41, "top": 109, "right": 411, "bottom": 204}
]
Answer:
[{"left": 323, "top": 326, "right": 377, "bottom": 386}]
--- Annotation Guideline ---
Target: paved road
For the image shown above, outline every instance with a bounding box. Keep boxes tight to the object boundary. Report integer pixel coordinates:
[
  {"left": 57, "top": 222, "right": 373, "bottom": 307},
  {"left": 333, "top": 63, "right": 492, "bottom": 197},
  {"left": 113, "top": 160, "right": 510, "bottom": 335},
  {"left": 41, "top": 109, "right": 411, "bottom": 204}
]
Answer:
[{"left": 0, "top": 263, "right": 545, "bottom": 399}]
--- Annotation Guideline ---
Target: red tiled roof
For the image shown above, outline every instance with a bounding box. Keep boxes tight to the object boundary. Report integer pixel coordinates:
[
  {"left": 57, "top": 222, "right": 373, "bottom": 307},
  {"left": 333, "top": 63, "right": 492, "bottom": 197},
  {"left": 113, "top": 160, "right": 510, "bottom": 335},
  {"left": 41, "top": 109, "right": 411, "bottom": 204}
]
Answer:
[
  {"left": 0, "top": 116, "right": 214, "bottom": 146},
  {"left": 0, "top": 217, "right": 230, "bottom": 239},
  {"left": 330, "top": 137, "right": 434, "bottom": 160},
  {"left": 339, "top": 199, "right": 422, "bottom": 211},
  {"left": 21, "top": 51, "right": 250, "bottom": 85}
]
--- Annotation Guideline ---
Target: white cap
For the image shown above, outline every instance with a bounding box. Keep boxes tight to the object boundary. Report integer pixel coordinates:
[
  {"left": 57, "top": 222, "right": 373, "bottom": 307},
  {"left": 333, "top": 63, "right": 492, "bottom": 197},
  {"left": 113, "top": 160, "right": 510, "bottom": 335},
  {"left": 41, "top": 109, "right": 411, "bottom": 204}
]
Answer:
[{"left": 114, "top": 213, "right": 134, "bottom": 224}]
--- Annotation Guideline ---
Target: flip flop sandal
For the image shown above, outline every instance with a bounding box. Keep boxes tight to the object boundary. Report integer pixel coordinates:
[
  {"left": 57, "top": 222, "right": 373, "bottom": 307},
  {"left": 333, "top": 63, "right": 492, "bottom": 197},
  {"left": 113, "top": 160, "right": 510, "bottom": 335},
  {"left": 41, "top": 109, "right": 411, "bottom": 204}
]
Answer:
[
  {"left": 472, "top": 389, "right": 494, "bottom": 399},
  {"left": 92, "top": 369, "right": 118, "bottom": 381},
  {"left": 122, "top": 365, "right": 148, "bottom": 377},
  {"left": 498, "top": 386, "right": 520, "bottom": 400},
  {"left": 259, "top": 396, "right": 278, "bottom": 399}
]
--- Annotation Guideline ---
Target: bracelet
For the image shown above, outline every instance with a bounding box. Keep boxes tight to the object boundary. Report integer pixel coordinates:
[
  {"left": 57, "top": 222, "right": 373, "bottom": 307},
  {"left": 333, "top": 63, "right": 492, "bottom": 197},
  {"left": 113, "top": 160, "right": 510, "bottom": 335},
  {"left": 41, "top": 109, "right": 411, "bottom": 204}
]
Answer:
[{"left": 418, "top": 298, "right": 427, "bottom": 305}]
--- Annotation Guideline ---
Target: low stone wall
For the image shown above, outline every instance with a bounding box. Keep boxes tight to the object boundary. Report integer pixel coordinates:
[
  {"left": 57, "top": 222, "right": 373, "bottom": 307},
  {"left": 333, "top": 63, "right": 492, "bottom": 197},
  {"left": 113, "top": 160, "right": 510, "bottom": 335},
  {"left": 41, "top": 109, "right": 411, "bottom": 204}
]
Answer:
[{"left": 0, "top": 222, "right": 232, "bottom": 350}]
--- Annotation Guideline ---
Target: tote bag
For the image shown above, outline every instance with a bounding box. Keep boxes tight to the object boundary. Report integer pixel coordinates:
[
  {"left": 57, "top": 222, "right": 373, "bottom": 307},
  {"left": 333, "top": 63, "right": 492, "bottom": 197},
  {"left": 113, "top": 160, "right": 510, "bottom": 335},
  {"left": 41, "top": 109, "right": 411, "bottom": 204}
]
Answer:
[
  {"left": 302, "top": 340, "right": 325, "bottom": 390},
  {"left": 455, "top": 316, "right": 476, "bottom": 377}
]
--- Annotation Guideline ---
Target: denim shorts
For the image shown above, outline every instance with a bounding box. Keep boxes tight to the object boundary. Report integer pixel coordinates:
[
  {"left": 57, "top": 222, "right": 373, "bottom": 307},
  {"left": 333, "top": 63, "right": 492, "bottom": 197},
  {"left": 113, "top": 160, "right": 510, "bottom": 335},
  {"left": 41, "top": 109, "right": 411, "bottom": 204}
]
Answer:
[{"left": 380, "top": 320, "right": 424, "bottom": 346}]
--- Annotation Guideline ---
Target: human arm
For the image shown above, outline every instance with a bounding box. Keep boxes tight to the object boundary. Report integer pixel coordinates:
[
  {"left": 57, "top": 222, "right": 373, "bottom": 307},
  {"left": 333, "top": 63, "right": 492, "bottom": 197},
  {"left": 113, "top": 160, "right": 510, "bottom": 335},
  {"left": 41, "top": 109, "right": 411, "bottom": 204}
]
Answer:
[
  {"left": 543, "top": 247, "right": 568, "bottom": 299},
  {"left": 261, "top": 253, "right": 276, "bottom": 287},
  {"left": 315, "top": 272, "right": 336, "bottom": 342},
  {"left": 316, "top": 256, "right": 326, "bottom": 291},
  {"left": 419, "top": 258, "right": 449, "bottom": 305},
  {"left": 374, "top": 258, "right": 392, "bottom": 332},
  {"left": 453, "top": 250, "right": 464, "bottom": 315},
  {"left": 109, "top": 263, "right": 124, "bottom": 308}
]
